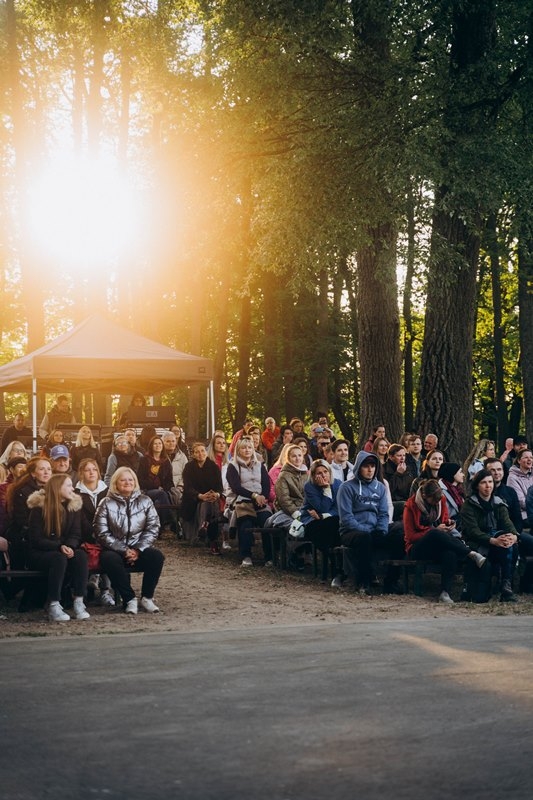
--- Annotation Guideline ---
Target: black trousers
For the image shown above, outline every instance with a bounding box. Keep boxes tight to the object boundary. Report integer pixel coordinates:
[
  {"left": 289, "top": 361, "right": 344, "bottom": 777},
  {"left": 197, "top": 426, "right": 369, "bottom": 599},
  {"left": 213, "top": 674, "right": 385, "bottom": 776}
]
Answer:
[
  {"left": 409, "top": 528, "right": 470, "bottom": 593},
  {"left": 99, "top": 547, "right": 165, "bottom": 604},
  {"left": 27, "top": 548, "right": 89, "bottom": 603},
  {"left": 341, "top": 527, "right": 405, "bottom": 588}
]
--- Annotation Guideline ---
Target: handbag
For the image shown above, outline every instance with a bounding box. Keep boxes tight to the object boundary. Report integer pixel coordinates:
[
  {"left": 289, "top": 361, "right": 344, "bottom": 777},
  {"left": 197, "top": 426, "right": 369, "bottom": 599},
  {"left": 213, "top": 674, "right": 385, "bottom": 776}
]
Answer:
[
  {"left": 81, "top": 542, "right": 102, "bottom": 571},
  {"left": 234, "top": 500, "right": 257, "bottom": 519}
]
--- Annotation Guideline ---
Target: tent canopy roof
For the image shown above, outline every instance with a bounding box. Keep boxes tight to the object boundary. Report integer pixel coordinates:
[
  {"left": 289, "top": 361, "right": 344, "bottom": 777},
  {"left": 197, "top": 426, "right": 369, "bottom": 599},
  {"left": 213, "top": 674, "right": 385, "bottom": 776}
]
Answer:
[{"left": 0, "top": 315, "right": 213, "bottom": 394}]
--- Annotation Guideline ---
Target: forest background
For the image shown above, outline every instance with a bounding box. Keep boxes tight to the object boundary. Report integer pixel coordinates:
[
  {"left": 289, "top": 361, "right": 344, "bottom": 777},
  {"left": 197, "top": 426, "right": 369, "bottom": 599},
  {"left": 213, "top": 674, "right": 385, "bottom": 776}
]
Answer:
[{"left": 1, "top": 0, "right": 533, "bottom": 463}]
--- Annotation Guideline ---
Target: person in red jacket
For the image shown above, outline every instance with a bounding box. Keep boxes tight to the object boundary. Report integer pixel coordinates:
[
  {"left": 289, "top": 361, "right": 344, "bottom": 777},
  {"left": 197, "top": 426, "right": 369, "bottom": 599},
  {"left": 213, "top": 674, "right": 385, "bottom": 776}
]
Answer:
[
  {"left": 403, "top": 479, "right": 486, "bottom": 605},
  {"left": 261, "top": 417, "right": 280, "bottom": 467}
]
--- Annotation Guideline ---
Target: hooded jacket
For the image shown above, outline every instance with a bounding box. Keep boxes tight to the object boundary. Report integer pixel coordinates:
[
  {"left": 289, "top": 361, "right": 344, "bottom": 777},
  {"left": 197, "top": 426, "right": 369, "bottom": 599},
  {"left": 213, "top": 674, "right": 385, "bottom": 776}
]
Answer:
[
  {"left": 506, "top": 465, "right": 533, "bottom": 518},
  {"left": 337, "top": 452, "right": 389, "bottom": 536},
  {"left": 26, "top": 490, "right": 83, "bottom": 552},
  {"left": 93, "top": 489, "right": 160, "bottom": 553}
]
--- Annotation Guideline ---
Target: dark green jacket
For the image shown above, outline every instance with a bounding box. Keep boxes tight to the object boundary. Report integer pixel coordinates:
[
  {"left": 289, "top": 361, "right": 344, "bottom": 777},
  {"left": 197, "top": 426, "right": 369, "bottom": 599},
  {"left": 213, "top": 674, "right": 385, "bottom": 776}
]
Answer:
[{"left": 460, "top": 494, "right": 517, "bottom": 549}]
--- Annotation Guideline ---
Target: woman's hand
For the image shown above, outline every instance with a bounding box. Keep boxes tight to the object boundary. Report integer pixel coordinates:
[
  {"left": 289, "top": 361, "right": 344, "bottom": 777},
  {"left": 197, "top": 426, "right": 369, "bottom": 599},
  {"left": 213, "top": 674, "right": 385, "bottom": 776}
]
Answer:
[
  {"left": 254, "top": 494, "right": 267, "bottom": 507},
  {"left": 490, "top": 533, "right": 517, "bottom": 548},
  {"left": 60, "top": 545, "right": 74, "bottom": 558},
  {"left": 199, "top": 490, "right": 219, "bottom": 502},
  {"left": 125, "top": 548, "right": 140, "bottom": 564},
  {"left": 308, "top": 509, "right": 320, "bottom": 520}
]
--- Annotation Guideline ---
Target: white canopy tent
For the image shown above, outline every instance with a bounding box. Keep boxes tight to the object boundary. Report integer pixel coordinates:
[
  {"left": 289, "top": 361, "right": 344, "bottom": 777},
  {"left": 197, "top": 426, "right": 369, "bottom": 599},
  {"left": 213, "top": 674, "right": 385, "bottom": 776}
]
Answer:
[{"left": 0, "top": 315, "right": 215, "bottom": 447}]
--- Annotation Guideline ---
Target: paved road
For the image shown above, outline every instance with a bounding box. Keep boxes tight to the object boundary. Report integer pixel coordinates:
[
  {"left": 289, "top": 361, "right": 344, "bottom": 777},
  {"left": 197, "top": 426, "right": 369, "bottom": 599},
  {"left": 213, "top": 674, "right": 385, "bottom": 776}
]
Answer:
[{"left": 2, "top": 617, "right": 533, "bottom": 800}]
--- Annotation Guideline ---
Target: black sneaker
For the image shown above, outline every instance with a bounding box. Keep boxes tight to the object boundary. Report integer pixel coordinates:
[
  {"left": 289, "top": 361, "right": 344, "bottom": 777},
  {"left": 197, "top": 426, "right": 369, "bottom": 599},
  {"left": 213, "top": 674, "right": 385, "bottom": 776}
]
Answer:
[{"left": 500, "top": 580, "right": 519, "bottom": 603}]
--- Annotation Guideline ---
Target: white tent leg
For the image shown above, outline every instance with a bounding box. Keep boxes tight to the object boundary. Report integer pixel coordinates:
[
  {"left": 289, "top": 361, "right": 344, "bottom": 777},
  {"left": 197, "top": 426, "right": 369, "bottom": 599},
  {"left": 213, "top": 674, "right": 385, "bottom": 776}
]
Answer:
[{"left": 32, "top": 378, "right": 38, "bottom": 453}]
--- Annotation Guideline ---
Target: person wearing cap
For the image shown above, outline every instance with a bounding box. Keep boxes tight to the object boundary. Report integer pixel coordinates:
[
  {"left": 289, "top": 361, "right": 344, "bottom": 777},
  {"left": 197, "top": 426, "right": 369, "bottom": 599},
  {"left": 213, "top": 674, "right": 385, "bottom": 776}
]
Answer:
[
  {"left": 337, "top": 451, "right": 391, "bottom": 596},
  {"left": 50, "top": 444, "right": 76, "bottom": 481}
]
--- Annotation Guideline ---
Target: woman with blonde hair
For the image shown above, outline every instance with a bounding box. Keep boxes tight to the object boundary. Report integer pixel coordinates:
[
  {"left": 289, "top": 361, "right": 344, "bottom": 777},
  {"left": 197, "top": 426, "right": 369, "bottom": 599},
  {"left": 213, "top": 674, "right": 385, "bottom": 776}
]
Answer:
[
  {"left": 94, "top": 467, "right": 164, "bottom": 614},
  {"left": 26, "top": 473, "right": 90, "bottom": 622},
  {"left": 0, "top": 440, "right": 27, "bottom": 467},
  {"left": 463, "top": 439, "right": 496, "bottom": 485},
  {"left": 70, "top": 425, "right": 103, "bottom": 472}
]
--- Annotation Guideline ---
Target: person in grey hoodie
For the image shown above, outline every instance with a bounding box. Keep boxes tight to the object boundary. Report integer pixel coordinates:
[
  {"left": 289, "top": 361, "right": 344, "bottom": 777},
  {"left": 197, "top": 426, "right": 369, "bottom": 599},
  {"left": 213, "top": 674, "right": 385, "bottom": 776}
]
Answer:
[{"left": 337, "top": 452, "right": 398, "bottom": 595}]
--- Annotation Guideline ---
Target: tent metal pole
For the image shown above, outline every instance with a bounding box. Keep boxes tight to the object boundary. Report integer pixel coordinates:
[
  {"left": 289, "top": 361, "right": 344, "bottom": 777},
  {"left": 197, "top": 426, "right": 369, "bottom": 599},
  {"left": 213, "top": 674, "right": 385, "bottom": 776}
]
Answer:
[
  {"left": 209, "top": 380, "right": 215, "bottom": 437},
  {"left": 32, "top": 378, "right": 38, "bottom": 453}
]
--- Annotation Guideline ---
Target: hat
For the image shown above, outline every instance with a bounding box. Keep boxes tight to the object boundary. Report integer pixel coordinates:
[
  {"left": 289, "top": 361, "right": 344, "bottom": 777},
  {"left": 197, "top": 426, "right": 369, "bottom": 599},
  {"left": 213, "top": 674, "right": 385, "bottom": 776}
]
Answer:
[
  {"left": 50, "top": 444, "right": 70, "bottom": 460},
  {"left": 438, "top": 462, "right": 461, "bottom": 483},
  {"left": 7, "top": 456, "right": 27, "bottom": 469}
]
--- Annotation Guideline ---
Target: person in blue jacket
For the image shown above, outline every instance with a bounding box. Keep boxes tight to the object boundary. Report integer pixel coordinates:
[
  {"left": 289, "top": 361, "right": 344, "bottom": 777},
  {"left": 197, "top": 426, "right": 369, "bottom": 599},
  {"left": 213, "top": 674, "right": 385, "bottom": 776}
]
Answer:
[{"left": 337, "top": 451, "right": 394, "bottom": 595}]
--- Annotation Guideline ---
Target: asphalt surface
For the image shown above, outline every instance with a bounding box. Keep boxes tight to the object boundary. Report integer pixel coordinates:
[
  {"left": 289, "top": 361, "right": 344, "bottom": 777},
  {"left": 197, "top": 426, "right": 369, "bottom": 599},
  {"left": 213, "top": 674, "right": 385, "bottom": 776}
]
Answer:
[{"left": 2, "top": 617, "right": 533, "bottom": 800}]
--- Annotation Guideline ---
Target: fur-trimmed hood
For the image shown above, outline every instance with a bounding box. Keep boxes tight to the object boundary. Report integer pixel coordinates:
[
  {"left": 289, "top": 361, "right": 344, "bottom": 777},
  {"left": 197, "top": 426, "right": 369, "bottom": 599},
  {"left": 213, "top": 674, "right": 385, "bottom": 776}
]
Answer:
[{"left": 27, "top": 488, "right": 83, "bottom": 513}]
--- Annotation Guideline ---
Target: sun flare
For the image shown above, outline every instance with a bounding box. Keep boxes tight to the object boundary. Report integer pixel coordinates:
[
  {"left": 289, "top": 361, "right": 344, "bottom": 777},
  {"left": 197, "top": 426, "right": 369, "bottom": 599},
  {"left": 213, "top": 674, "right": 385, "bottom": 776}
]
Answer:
[{"left": 26, "top": 153, "right": 145, "bottom": 271}]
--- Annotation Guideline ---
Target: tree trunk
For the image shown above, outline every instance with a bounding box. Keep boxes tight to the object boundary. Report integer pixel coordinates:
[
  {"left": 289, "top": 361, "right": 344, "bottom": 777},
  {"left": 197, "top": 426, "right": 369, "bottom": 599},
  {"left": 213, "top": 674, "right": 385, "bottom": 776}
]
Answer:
[
  {"left": 518, "top": 232, "right": 533, "bottom": 444},
  {"left": 6, "top": 0, "right": 44, "bottom": 350},
  {"left": 403, "top": 191, "right": 416, "bottom": 431},
  {"left": 486, "top": 214, "right": 508, "bottom": 450},
  {"left": 357, "top": 222, "right": 403, "bottom": 446},
  {"left": 415, "top": 1, "right": 497, "bottom": 461},
  {"left": 415, "top": 200, "right": 480, "bottom": 460}
]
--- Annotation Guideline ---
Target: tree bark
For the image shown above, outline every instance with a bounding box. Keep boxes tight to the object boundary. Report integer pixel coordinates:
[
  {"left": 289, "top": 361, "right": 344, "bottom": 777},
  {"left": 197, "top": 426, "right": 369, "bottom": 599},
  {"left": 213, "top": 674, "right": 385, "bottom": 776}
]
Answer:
[
  {"left": 415, "top": 0, "right": 497, "bottom": 461},
  {"left": 518, "top": 232, "right": 533, "bottom": 444},
  {"left": 357, "top": 222, "right": 403, "bottom": 446}
]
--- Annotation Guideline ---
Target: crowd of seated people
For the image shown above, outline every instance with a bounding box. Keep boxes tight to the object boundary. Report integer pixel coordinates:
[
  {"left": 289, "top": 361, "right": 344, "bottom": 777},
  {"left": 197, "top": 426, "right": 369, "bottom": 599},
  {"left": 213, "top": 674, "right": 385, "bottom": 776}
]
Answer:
[{"left": 2, "top": 403, "right": 533, "bottom": 621}]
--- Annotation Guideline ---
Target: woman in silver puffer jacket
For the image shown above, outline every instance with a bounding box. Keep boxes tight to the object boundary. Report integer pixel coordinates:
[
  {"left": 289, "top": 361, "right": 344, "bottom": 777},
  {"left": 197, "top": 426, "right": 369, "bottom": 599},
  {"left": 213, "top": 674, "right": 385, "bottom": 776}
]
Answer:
[{"left": 94, "top": 467, "right": 164, "bottom": 615}]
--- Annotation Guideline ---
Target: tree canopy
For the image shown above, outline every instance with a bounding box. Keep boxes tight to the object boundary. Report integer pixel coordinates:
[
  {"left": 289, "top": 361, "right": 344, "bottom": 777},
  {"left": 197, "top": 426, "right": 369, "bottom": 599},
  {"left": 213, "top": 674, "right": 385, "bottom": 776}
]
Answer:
[{"left": 1, "top": 0, "right": 532, "bottom": 453}]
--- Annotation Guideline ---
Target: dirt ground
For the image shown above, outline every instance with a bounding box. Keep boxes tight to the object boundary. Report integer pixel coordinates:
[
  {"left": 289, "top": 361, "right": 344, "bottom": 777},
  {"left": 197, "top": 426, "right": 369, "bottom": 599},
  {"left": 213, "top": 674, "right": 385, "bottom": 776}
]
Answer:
[{"left": 1, "top": 531, "right": 532, "bottom": 638}]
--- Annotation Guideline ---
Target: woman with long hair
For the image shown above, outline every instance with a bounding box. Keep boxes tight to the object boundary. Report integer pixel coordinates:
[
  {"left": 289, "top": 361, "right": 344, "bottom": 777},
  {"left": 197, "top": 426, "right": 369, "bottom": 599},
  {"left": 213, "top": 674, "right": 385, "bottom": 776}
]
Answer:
[
  {"left": 27, "top": 473, "right": 90, "bottom": 621},
  {"left": 226, "top": 436, "right": 272, "bottom": 567},
  {"left": 75, "top": 458, "right": 114, "bottom": 607},
  {"left": 70, "top": 425, "right": 103, "bottom": 472},
  {"left": 40, "top": 428, "right": 64, "bottom": 458},
  {"left": 0, "top": 440, "right": 27, "bottom": 467},
  {"left": 182, "top": 441, "right": 224, "bottom": 553},
  {"left": 300, "top": 459, "right": 342, "bottom": 583},
  {"left": 137, "top": 435, "right": 174, "bottom": 526},
  {"left": 94, "top": 467, "right": 164, "bottom": 614},
  {"left": 206, "top": 431, "right": 231, "bottom": 550},
  {"left": 463, "top": 439, "right": 496, "bottom": 490},
  {"left": 410, "top": 449, "right": 445, "bottom": 496}
]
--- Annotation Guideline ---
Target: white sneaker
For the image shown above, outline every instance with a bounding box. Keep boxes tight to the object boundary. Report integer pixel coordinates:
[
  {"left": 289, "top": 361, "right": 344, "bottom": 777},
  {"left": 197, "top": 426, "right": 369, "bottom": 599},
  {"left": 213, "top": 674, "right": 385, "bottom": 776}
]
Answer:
[
  {"left": 264, "top": 560, "right": 273, "bottom": 568},
  {"left": 468, "top": 551, "right": 487, "bottom": 569},
  {"left": 140, "top": 597, "right": 159, "bottom": 613},
  {"left": 241, "top": 557, "right": 253, "bottom": 567},
  {"left": 100, "top": 589, "right": 116, "bottom": 607},
  {"left": 438, "top": 590, "right": 454, "bottom": 605},
  {"left": 331, "top": 576, "right": 343, "bottom": 588},
  {"left": 73, "top": 598, "right": 90, "bottom": 620},
  {"left": 125, "top": 597, "right": 138, "bottom": 615},
  {"left": 48, "top": 602, "right": 70, "bottom": 622},
  {"left": 222, "top": 541, "right": 232, "bottom": 551}
]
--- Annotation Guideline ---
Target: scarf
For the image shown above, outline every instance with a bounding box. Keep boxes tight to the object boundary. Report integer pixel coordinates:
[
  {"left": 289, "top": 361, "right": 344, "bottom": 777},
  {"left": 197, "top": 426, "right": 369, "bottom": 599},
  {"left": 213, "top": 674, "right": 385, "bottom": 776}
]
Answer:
[{"left": 414, "top": 487, "right": 441, "bottom": 526}]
